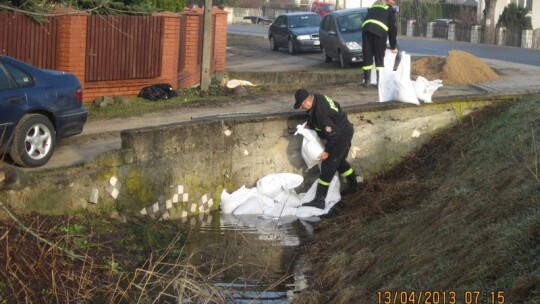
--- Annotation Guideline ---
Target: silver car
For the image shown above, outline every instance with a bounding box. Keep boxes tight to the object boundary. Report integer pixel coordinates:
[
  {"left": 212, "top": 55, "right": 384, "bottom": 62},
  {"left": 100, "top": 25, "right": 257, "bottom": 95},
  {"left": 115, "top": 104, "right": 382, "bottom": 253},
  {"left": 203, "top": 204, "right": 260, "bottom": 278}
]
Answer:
[{"left": 319, "top": 8, "right": 368, "bottom": 68}]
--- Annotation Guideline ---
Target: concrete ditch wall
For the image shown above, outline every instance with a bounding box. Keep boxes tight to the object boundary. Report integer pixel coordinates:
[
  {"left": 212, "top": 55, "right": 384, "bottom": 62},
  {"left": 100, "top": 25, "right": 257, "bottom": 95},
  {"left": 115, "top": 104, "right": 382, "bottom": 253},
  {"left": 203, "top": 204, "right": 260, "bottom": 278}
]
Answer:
[{"left": 1, "top": 99, "right": 495, "bottom": 219}]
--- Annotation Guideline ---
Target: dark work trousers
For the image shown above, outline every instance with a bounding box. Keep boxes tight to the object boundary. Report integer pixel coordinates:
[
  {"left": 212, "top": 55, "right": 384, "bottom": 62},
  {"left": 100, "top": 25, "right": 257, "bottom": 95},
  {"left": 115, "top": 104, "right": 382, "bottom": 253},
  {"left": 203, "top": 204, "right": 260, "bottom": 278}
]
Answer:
[
  {"left": 319, "top": 122, "right": 354, "bottom": 184},
  {"left": 362, "top": 31, "right": 388, "bottom": 70}
]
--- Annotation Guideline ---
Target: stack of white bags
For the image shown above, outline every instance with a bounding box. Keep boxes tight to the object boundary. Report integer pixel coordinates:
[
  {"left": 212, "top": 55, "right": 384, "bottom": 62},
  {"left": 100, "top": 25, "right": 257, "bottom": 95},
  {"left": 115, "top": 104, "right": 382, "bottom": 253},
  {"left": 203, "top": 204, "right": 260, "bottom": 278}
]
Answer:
[
  {"left": 377, "top": 50, "right": 444, "bottom": 105},
  {"left": 220, "top": 123, "right": 341, "bottom": 219}
]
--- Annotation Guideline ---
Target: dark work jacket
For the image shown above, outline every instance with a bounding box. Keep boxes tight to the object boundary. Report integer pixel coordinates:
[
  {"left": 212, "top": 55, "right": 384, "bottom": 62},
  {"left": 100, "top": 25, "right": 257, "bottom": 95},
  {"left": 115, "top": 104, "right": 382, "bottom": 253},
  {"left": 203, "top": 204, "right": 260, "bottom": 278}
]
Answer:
[
  {"left": 362, "top": 2, "right": 398, "bottom": 49},
  {"left": 306, "top": 93, "right": 353, "bottom": 153}
]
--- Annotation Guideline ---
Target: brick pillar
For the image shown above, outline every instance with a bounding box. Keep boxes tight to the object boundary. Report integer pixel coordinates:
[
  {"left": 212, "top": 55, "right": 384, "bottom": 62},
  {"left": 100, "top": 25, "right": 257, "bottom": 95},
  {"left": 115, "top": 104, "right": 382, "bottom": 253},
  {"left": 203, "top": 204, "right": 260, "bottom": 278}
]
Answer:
[
  {"left": 178, "top": 8, "right": 203, "bottom": 88},
  {"left": 212, "top": 7, "right": 228, "bottom": 72},
  {"left": 153, "top": 12, "right": 181, "bottom": 88},
  {"left": 54, "top": 8, "right": 88, "bottom": 86}
]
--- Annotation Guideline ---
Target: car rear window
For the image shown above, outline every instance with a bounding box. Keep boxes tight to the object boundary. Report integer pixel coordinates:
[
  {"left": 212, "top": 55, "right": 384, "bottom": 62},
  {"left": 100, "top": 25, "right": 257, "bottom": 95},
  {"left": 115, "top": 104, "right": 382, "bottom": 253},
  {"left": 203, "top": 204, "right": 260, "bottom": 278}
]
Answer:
[
  {"left": 338, "top": 12, "right": 366, "bottom": 33},
  {"left": 4, "top": 62, "right": 34, "bottom": 88},
  {"left": 0, "top": 67, "right": 10, "bottom": 91},
  {"left": 290, "top": 15, "right": 321, "bottom": 28}
]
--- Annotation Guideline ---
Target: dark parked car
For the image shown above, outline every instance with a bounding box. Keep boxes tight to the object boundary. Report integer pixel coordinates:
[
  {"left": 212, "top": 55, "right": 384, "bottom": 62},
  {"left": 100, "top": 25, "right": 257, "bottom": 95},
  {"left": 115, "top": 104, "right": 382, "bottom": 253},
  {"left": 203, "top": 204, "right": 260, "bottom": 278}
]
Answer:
[
  {"left": 0, "top": 55, "right": 87, "bottom": 167},
  {"left": 319, "top": 7, "right": 368, "bottom": 68},
  {"left": 268, "top": 12, "right": 322, "bottom": 55}
]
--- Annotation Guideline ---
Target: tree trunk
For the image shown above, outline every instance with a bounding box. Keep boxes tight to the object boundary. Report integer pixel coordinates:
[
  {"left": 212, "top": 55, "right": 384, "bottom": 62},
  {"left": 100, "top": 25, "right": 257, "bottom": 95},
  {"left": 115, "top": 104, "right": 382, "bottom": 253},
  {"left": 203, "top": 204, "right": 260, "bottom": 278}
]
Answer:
[{"left": 482, "top": 0, "right": 498, "bottom": 44}]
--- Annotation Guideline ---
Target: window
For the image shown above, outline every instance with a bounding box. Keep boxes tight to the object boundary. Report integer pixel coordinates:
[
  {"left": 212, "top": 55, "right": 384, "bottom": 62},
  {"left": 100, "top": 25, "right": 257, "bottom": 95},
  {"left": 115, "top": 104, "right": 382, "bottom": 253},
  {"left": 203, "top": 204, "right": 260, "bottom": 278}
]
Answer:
[
  {"left": 0, "top": 67, "right": 10, "bottom": 91},
  {"left": 3, "top": 63, "right": 34, "bottom": 88}
]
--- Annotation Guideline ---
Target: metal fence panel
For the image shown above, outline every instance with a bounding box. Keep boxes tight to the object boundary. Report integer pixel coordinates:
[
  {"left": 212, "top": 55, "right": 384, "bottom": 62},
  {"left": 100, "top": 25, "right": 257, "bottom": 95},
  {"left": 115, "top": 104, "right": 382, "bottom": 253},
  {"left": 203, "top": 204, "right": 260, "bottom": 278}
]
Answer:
[
  {"left": 0, "top": 12, "right": 58, "bottom": 69},
  {"left": 86, "top": 15, "right": 163, "bottom": 82}
]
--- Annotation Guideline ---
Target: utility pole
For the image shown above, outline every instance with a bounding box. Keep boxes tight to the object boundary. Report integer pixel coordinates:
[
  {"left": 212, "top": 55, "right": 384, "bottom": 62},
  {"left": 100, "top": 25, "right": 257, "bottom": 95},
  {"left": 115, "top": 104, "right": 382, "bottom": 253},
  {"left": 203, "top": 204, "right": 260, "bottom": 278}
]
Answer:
[{"left": 200, "top": 0, "right": 213, "bottom": 94}]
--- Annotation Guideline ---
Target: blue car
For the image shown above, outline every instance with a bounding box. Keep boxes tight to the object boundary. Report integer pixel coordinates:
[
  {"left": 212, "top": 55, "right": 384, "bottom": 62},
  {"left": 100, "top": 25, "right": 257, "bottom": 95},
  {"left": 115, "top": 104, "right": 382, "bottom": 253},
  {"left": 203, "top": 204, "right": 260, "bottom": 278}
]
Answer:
[
  {"left": 0, "top": 55, "right": 87, "bottom": 167},
  {"left": 268, "top": 12, "right": 322, "bottom": 55}
]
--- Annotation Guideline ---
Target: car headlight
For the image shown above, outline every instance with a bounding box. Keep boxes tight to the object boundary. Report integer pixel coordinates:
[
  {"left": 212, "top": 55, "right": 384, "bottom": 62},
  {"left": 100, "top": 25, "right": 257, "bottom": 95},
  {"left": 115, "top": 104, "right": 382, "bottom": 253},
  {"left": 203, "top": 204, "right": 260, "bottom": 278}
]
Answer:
[
  {"left": 345, "top": 41, "right": 362, "bottom": 50},
  {"left": 296, "top": 35, "right": 311, "bottom": 40}
]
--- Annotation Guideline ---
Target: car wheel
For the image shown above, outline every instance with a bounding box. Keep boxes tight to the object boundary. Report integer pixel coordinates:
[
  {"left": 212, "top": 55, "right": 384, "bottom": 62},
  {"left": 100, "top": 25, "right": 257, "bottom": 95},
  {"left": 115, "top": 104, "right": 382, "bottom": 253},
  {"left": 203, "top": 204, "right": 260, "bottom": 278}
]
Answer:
[
  {"left": 287, "top": 39, "right": 297, "bottom": 55},
  {"left": 270, "top": 36, "right": 278, "bottom": 51},
  {"left": 339, "top": 52, "right": 348, "bottom": 68},
  {"left": 322, "top": 47, "right": 332, "bottom": 63},
  {"left": 10, "top": 114, "right": 56, "bottom": 168}
]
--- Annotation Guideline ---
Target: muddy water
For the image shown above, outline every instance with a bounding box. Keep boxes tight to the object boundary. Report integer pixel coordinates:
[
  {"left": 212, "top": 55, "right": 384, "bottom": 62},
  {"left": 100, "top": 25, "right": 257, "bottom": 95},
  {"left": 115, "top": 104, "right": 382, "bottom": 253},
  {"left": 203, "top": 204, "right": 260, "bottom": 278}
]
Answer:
[{"left": 176, "top": 211, "right": 316, "bottom": 303}]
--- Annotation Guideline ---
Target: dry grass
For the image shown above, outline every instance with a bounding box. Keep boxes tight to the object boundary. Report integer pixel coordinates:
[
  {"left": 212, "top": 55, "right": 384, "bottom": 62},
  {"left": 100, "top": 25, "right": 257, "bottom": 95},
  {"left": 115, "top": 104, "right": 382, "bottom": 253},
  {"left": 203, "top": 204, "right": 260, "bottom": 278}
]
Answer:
[
  {"left": 0, "top": 209, "right": 231, "bottom": 303},
  {"left": 293, "top": 96, "right": 540, "bottom": 303}
]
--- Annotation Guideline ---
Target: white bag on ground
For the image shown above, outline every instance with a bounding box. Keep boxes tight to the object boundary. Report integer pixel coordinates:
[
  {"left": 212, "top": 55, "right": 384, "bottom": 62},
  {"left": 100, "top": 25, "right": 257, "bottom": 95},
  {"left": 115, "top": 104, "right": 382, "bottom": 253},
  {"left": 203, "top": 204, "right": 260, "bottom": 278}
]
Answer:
[
  {"left": 295, "top": 122, "right": 324, "bottom": 169},
  {"left": 256, "top": 173, "right": 303, "bottom": 199},
  {"left": 413, "top": 76, "right": 443, "bottom": 103},
  {"left": 220, "top": 186, "right": 259, "bottom": 214},
  {"left": 377, "top": 50, "right": 398, "bottom": 101},
  {"left": 378, "top": 51, "right": 419, "bottom": 105},
  {"left": 299, "top": 174, "right": 341, "bottom": 210}
]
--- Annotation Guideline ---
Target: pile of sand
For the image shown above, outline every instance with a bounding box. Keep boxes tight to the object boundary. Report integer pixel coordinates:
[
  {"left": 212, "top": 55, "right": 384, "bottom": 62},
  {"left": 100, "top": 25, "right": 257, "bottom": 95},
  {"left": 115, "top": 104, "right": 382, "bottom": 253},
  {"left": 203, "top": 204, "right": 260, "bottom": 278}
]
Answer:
[{"left": 411, "top": 50, "right": 500, "bottom": 85}]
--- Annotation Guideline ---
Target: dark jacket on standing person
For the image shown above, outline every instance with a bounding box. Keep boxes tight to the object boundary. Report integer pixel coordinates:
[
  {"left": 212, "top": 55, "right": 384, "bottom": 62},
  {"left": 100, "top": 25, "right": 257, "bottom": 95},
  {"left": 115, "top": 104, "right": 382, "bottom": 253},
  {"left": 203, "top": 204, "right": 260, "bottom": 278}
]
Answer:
[
  {"left": 306, "top": 93, "right": 353, "bottom": 153},
  {"left": 362, "top": 0, "right": 398, "bottom": 49}
]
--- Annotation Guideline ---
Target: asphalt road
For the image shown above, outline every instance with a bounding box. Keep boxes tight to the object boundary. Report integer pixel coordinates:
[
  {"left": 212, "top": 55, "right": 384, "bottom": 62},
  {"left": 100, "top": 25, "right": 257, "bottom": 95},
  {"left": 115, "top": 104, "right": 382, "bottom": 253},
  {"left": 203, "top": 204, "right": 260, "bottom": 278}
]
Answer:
[{"left": 229, "top": 24, "right": 540, "bottom": 66}]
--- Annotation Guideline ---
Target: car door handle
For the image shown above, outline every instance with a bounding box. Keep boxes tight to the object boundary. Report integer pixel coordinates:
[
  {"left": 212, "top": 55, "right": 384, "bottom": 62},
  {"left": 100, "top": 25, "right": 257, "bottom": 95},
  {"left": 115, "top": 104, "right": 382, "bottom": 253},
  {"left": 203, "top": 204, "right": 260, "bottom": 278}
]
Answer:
[{"left": 7, "top": 97, "right": 22, "bottom": 105}]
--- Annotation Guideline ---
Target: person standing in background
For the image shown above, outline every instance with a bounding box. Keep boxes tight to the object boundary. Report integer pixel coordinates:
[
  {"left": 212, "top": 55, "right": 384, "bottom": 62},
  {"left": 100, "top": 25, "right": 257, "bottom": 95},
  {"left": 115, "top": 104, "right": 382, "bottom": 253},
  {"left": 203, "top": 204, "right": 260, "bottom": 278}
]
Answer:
[{"left": 361, "top": 0, "right": 398, "bottom": 87}]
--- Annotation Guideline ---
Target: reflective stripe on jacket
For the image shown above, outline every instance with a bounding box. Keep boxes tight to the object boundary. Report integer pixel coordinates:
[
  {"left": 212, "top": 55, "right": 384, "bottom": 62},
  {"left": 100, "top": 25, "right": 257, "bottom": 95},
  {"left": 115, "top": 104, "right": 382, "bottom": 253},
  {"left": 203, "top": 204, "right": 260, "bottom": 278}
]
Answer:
[
  {"left": 362, "top": 2, "right": 398, "bottom": 49},
  {"left": 307, "top": 93, "right": 353, "bottom": 153}
]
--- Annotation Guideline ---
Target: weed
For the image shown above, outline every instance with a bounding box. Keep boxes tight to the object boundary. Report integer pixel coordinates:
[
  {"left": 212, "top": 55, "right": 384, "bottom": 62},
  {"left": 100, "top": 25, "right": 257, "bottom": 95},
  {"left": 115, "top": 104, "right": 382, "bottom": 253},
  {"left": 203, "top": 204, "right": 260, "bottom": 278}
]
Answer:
[{"left": 59, "top": 223, "right": 86, "bottom": 235}]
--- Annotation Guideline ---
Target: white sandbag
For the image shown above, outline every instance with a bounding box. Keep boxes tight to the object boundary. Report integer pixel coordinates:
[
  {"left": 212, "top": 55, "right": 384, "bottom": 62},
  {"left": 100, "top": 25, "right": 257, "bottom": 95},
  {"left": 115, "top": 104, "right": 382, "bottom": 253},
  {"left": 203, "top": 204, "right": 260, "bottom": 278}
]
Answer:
[
  {"left": 378, "top": 51, "right": 420, "bottom": 105},
  {"left": 220, "top": 186, "right": 259, "bottom": 214},
  {"left": 299, "top": 174, "right": 341, "bottom": 210},
  {"left": 413, "top": 76, "right": 443, "bottom": 103},
  {"left": 370, "top": 68, "right": 377, "bottom": 85},
  {"left": 392, "top": 52, "right": 420, "bottom": 105},
  {"left": 378, "top": 50, "right": 399, "bottom": 102},
  {"left": 295, "top": 205, "right": 327, "bottom": 218},
  {"left": 232, "top": 196, "right": 265, "bottom": 215},
  {"left": 256, "top": 173, "right": 303, "bottom": 199},
  {"left": 263, "top": 202, "right": 298, "bottom": 218},
  {"left": 275, "top": 189, "right": 303, "bottom": 208},
  {"left": 294, "top": 122, "right": 324, "bottom": 169}
]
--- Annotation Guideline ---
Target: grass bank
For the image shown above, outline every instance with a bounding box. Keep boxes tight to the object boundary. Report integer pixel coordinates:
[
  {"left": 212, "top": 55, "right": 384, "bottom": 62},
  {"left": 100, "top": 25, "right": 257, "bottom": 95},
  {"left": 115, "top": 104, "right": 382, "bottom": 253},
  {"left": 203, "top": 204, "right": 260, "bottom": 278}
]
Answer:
[{"left": 293, "top": 95, "right": 540, "bottom": 303}]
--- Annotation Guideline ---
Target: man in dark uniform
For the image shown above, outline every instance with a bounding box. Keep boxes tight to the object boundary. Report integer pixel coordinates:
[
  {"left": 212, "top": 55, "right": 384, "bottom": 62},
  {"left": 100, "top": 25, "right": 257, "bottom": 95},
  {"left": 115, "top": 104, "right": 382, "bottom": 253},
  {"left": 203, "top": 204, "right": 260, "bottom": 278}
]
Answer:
[
  {"left": 361, "top": 0, "right": 398, "bottom": 87},
  {"left": 293, "top": 89, "right": 359, "bottom": 209}
]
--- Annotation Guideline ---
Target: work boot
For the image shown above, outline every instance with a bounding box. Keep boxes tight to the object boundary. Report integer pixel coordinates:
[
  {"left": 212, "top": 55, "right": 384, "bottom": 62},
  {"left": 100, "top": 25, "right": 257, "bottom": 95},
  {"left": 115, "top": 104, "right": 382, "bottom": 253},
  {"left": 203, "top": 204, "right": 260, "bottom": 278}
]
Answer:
[
  {"left": 361, "top": 70, "right": 370, "bottom": 87},
  {"left": 303, "top": 184, "right": 329, "bottom": 209},
  {"left": 341, "top": 172, "right": 358, "bottom": 196}
]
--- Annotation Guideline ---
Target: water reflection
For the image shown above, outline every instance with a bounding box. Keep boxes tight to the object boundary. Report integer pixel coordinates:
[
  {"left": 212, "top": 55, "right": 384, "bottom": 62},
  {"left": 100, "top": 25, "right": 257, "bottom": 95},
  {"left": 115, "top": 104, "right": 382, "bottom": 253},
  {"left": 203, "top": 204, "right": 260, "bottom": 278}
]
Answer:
[{"left": 176, "top": 211, "right": 315, "bottom": 303}]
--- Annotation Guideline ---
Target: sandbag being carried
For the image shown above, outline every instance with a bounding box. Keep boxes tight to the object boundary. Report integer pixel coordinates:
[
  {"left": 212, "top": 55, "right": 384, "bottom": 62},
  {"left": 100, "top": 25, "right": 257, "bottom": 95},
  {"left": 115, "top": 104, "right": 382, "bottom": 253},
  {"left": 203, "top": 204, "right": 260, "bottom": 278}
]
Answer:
[
  {"left": 294, "top": 122, "right": 324, "bottom": 169},
  {"left": 378, "top": 51, "right": 420, "bottom": 105}
]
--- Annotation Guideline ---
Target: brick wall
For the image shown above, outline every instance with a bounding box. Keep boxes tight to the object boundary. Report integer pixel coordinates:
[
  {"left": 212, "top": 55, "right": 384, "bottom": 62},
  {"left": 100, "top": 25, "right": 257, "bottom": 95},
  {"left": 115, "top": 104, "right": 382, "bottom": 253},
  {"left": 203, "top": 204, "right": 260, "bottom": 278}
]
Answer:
[{"left": 49, "top": 7, "right": 228, "bottom": 102}]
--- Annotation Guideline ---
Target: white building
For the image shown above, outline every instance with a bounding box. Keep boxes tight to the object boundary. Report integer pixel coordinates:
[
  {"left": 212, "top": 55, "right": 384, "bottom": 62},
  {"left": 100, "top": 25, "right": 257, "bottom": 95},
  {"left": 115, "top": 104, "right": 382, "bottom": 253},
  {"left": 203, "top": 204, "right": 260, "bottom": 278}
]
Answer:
[{"left": 477, "top": 0, "right": 539, "bottom": 29}]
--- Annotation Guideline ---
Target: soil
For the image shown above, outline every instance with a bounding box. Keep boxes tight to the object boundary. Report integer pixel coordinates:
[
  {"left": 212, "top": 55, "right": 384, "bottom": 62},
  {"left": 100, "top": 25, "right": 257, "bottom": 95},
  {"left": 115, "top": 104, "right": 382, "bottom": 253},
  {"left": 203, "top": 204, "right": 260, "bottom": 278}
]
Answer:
[{"left": 411, "top": 50, "right": 501, "bottom": 85}]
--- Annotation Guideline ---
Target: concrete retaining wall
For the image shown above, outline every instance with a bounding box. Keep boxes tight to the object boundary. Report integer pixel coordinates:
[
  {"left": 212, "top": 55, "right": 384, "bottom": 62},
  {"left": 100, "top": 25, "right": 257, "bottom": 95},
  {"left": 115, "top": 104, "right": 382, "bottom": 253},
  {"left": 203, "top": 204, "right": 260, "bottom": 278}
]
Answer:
[
  {"left": 1, "top": 99, "right": 495, "bottom": 219},
  {"left": 112, "top": 99, "right": 491, "bottom": 219}
]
